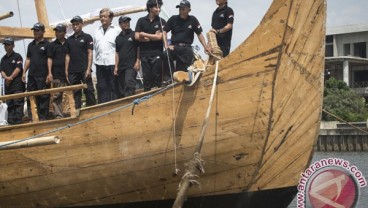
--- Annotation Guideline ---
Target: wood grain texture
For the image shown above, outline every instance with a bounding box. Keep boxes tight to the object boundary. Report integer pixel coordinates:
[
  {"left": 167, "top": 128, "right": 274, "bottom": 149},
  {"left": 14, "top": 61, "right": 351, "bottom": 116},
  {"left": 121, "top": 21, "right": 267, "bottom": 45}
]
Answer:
[{"left": 0, "top": 0, "right": 326, "bottom": 207}]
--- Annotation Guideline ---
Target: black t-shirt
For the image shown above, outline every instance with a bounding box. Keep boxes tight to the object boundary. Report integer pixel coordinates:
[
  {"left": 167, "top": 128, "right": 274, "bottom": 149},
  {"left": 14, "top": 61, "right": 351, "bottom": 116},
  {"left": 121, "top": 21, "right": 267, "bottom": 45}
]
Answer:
[
  {"left": 115, "top": 29, "right": 139, "bottom": 71},
  {"left": 135, "top": 15, "right": 166, "bottom": 57},
  {"left": 0, "top": 51, "right": 25, "bottom": 93},
  {"left": 65, "top": 31, "right": 94, "bottom": 73},
  {"left": 47, "top": 39, "right": 67, "bottom": 80},
  {"left": 164, "top": 15, "right": 203, "bottom": 45},
  {"left": 211, "top": 4, "right": 234, "bottom": 45},
  {"left": 26, "top": 39, "right": 49, "bottom": 77}
]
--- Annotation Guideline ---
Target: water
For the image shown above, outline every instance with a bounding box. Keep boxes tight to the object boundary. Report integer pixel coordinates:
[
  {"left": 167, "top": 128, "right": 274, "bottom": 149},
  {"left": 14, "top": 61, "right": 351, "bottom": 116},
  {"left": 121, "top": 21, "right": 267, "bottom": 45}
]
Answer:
[{"left": 288, "top": 151, "right": 368, "bottom": 208}]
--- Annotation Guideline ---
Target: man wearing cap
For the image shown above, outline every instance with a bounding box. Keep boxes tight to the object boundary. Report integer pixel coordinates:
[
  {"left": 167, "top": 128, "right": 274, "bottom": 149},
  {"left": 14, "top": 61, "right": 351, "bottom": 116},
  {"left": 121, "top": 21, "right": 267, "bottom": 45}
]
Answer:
[
  {"left": 94, "top": 8, "right": 120, "bottom": 104},
  {"left": 135, "top": 0, "right": 166, "bottom": 92},
  {"left": 47, "top": 23, "right": 67, "bottom": 119},
  {"left": 114, "top": 16, "right": 140, "bottom": 98},
  {"left": 22, "top": 22, "right": 51, "bottom": 121},
  {"left": 210, "top": 0, "right": 234, "bottom": 57},
  {"left": 0, "top": 37, "right": 25, "bottom": 124},
  {"left": 163, "top": 0, "right": 210, "bottom": 80},
  {"left": 65, "top": 16, "right": 96, "bottom": 109}
]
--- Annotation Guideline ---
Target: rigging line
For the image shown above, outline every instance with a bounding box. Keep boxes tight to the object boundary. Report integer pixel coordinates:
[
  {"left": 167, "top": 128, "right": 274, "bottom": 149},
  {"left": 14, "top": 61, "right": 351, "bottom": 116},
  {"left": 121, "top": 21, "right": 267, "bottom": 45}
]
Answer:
[
  {"left": 0, "top": 82, "right": 178, "bottom": 149},
  {"left": 155, "top": 0, "right": 179, "bottom": 174},
  {"left": 16, "top": 0, "right": 27, "bottom": 55},
  {"left": 322, "top": 109, "right": 368, "bottom": 135},
  {"left": 105, "top": 0, "right": 111, "bottom": 8},
  {"left": 56, "top": 0, "right": 67, "bottom": 21}
]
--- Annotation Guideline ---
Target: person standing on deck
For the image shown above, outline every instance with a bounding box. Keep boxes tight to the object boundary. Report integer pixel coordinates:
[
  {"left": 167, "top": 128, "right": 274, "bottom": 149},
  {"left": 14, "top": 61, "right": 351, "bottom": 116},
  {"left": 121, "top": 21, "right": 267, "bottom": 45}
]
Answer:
[
  {"left": 47, "top": 23, "right": 67, "bottom": 119},
  {"left": 114, "top": 16, "right": 140, "bottom": 98},
  {"left": 162, "top": 0, "right": 210, "bottom": 83},
  {"left": 210, "top": 0, "right": 234, "bottom": 57},
  {"left": 22, "top": 23, "right": 51, "bottom": 121},
  {"left": 0, "top": 37, "right": 25, "bottom": 124},
  {"left": 94, "top": 8, "right": 120, "bottom": 104},
  {"left": 65, "top": 16, "right": 96, "bottom": 109},
  {"left": 135, "top": 0, "right": 166, "bottom": 92}
]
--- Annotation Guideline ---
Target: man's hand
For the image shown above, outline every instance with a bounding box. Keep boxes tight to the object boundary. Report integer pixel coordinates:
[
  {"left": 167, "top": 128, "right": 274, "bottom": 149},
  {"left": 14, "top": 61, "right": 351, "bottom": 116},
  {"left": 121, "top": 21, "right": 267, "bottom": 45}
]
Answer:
[
  {"left": 22, "top": 73, "right": 27, "bottom": 83},
  {"left": 85, "top": 69, "right": 91, "bottom": 79}
]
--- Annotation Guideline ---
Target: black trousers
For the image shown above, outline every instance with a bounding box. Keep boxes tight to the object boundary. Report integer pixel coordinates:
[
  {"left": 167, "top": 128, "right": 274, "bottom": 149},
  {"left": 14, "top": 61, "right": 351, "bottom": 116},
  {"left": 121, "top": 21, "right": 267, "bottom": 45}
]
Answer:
[
  {"left": 114, "top": 68, "right": 137, "bottom": 99},
  {"left": 217, "top": 38, "right": 231, "bottom": 57},
  {"left": 162, "top": 46, "right": 194, "bottom": 81},
  {"left": 141, "top": 55, "right": 162, "bottom": 92},
  {"left": 27, "top": 76, "right": 50, "bottom": 120},
  {"left": 6, "top": 91, "right": 24, "bottom": 124},
  {"left": 96, "top": 65, "right": 116, "bottom": 104},
  {"left": 51, "top": 79, "right": 65, "bottom": 118},
  {"left": 68, "top": 72, "right": 96, "bottom": 109}
]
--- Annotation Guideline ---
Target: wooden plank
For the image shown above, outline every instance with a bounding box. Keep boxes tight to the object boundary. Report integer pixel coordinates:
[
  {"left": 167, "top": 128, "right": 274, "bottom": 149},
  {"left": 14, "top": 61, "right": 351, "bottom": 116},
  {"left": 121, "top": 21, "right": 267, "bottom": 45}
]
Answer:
[
  {"left": 0, "top": 84, "right": 86, "bottom": 100},
  {"left": 0, "top": 26, "right": 54, "bottom": 39},
  {"left": 29, "top": 96, "right": 39, "bottom": 122}
]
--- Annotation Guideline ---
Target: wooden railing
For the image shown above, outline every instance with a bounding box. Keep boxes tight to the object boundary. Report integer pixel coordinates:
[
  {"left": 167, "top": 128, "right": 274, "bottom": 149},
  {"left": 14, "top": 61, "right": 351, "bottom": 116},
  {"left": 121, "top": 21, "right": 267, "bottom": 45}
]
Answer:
[{"left": 0, "top": 84, "right": 86, "bottom": 122}]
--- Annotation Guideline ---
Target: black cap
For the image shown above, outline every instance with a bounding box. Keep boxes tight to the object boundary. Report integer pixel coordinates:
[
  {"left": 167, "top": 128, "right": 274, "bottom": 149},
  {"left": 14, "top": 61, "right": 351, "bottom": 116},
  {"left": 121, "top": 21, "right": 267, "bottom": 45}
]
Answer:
[
  {"left": 118, "top": 16, "right": 131, "bottom": 23},
  {"left": 53, "top": 23, "right": 66, "bottom": 31},
  {"left": 176, "top": 0, "right": 191, "bottom": 8},
  {"left": 3, "top": 37, "right": 14, "bottom": 45},
  {"left": 70, "top": 15, "right": 83, "bottom": 23},
  {"left": 31, "top": 22, "right": 45, "bottom": 31}
]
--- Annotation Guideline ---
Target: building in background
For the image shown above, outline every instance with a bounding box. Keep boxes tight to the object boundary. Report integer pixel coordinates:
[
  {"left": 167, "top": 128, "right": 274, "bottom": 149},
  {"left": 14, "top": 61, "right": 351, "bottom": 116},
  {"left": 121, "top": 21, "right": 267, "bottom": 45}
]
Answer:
[{"left": 325, "top": 24, "right": 368, "bottom": 97}]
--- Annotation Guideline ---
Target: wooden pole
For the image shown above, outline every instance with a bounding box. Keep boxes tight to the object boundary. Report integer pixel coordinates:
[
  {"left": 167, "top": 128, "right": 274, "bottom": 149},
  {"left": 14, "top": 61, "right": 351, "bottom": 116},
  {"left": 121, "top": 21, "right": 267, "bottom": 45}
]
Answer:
[
  {"left": 0, "top": 136, "right": 60, "bottom": 150},
  {"left": 34, "top": 0, "right": 49, "bottom": 27},
  {"left": 58, "top": 6, "right": 147, "bottom": 27},
  {"left": 0, "top": 11, "right": 13, "bottom": 21}
]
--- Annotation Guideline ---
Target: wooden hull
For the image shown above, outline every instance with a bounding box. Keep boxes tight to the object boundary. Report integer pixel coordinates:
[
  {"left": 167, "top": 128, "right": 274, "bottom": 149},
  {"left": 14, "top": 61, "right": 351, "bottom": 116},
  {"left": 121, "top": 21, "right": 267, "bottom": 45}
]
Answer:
[{"left": 0, "top": 0, "right": 326, "bottom": 207}]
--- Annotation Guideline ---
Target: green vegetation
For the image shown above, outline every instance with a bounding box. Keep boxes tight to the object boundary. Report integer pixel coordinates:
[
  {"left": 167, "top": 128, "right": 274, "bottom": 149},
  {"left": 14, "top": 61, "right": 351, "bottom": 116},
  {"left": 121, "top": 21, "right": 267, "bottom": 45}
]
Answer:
[{"left": 323, "top": 78, "right": 368, "bottom": 121}]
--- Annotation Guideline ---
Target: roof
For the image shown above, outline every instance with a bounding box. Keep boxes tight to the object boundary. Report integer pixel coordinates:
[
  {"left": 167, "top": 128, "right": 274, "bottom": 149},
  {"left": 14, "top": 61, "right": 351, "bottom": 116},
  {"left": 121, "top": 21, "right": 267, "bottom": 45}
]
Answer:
[{"left": 327, "top": 24, "right": 368, "bottom": 35}]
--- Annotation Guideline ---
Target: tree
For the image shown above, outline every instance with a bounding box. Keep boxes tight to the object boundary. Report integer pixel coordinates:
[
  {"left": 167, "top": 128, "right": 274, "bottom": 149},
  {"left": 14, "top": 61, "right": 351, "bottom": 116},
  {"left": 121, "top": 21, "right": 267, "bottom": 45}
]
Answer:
[{"left": 323, "top": 78, "right": 368, "bottom": 121}]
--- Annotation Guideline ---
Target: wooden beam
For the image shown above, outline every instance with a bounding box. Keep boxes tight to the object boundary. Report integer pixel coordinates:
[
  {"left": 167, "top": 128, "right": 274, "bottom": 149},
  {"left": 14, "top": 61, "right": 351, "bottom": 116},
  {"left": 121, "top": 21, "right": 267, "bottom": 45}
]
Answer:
[
  {"left": 0, "top": 84, "right": 86, "bottom": 100},
  {"left": 34, "top": 0, "right": 49, "bottom": 27},
  {"left": 0, "top": 26, "right": 55, "bottom": 39},
  {"left": 0, "top": 11, "right": 13, "bottom": 21},
  {"left": 58, "top": 6, "right": 147, "bottom": 27}
]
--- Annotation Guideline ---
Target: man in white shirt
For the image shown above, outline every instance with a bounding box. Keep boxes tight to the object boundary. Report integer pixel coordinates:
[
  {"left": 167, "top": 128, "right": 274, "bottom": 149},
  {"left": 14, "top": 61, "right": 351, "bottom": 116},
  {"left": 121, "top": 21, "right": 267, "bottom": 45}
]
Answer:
[{"left": 94, "top": 8, "right": 120, "bottom": 104}]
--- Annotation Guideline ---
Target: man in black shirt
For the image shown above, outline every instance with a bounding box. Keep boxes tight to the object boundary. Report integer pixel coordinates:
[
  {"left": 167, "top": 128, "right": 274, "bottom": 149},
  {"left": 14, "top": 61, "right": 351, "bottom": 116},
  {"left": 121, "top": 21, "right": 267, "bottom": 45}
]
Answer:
[
  {"left": 47, "top": 23, "right": 67, "bottom": 118},
  {"left": 0, "top": 37, "right": 25, "bottom": 124},
  {"left": 163, "top": 0, "right": 210, "bottom": 80},
  {"left": 135, "top": 0, "right": 166, "bottom": 92},
  {"left": 65, "top": 16, "right": 96, "bottom": 109},
  {"left": 114, "top": 16, "right": 140, "bottom": 98},
  {"left": 210, "top": 0, "right": 234, "bottom": 57},
  {"left": 22, "top": 22, "right": 51, "bottom": 121}
]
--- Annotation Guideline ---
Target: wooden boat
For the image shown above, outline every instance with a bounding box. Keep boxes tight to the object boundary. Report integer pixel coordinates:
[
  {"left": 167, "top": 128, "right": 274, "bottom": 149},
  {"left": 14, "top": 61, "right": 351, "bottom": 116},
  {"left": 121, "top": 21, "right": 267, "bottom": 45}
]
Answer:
[{"left": 0, "top": 0, "right": 326, "bottom": 207}]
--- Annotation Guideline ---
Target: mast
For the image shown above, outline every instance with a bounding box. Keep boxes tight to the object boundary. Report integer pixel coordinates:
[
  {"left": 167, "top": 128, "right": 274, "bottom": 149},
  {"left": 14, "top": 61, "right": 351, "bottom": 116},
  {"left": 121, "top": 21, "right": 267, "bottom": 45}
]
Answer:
[{"left": 34, "top": 0, "right": 50, "bottom": 27}]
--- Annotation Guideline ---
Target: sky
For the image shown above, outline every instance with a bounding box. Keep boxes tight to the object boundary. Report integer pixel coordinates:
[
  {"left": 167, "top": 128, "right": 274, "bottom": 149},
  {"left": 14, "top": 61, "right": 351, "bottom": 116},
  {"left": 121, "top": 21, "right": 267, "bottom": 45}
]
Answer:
[{"left": 0, "top": 0, "right": 368, "bottom": 68}]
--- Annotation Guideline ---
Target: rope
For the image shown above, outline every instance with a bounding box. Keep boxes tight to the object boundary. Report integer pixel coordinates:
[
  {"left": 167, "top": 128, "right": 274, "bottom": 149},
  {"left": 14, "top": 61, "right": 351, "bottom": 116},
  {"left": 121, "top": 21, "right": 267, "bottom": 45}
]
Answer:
[
  {"left": 155, "top": 0, "right": 180, "bottom": 175},
  {"left": 0, "top": 83, "right": 177, "bottom": 149},
  {"left": 172, "top": 60, "right": 220, "bottom": 208},
  {"left": 16, "top": 0, "right": 27, "bottom": 55},
  {"left": 56, "top": 0, "right": 67, "bottom": 21},
  {"left": 206, "top": 31, "right": 223, "bottom": 65},
  {"left": 322, "top": 109, "right": 368, "bottom": 135}
]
